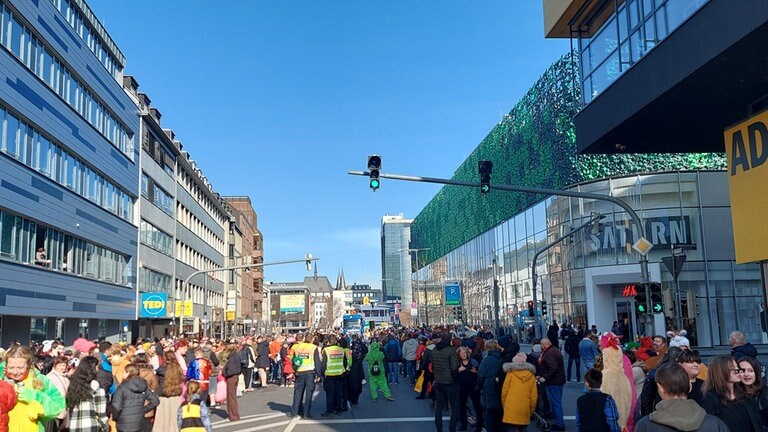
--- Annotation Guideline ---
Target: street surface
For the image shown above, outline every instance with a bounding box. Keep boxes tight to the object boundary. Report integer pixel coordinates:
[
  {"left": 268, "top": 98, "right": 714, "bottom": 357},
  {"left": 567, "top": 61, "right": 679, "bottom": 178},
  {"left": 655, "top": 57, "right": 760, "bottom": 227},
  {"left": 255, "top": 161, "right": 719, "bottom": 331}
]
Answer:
[{"left": 210, "top": 379, "right": 587, "bottom": 431}]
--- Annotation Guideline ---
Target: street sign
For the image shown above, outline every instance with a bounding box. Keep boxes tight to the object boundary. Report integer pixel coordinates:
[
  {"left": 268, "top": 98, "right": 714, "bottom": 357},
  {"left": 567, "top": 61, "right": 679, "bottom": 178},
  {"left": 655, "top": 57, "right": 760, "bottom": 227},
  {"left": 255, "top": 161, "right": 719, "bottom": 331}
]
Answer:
[
  {"left": 445, "top": 282, "right": 461, "bottom": 306},
  {"left": 662, "top": 255, "right": 687, "bottom": 280},
  {"left": 671, "top": 243, "right": 697, "bottom": 250},
  {"left": 632, "top": 237, "right": 654, "bottom": 256}
]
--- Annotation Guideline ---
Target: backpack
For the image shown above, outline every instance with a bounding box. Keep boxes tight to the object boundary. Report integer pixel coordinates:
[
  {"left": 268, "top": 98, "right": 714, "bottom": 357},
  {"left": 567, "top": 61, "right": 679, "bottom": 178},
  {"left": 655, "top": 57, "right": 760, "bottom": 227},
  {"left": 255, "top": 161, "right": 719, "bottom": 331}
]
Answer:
[
  {"left": 371, "top": 360, "right": 381, "bottom": 376},
  {"left": 239, "top": 347, "right": 250, "bottom": 368}
]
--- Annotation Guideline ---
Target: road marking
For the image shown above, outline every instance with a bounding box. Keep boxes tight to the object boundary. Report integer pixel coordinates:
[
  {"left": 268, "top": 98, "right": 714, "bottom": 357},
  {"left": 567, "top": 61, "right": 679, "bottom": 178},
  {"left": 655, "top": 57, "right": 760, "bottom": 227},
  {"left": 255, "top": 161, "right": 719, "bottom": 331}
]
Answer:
[
  {"left": 283, "top": 416, "right": 300, "bottom": 432},
  {"left": 212, "top": 412, "right": 287, "bottom": 426},
  {"left": 296, "top": 416, "right": 450, "bottom": 424},
  {"left": 227, "top": 420, "right": 291, "bottom": 432}
]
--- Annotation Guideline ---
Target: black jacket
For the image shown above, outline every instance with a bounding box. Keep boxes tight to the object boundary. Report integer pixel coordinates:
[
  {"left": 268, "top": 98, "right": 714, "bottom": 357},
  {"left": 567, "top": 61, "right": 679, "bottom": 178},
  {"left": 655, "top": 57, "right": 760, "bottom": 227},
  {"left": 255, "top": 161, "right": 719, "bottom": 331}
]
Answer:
[
  {"left": 431, "top": 342, "right": 459, "bottom": 385},
  {"left": 732, "top": 343, "right": 759, "bottom": 362},
  {"left": 256, "top": 341, "right": 270, "bottom": 369},
  {"left": 111, "top": 377, "right": 159, "bottom": 432},
  {"left": 223, "top": 351, "right": 242, "bottom": 378}
]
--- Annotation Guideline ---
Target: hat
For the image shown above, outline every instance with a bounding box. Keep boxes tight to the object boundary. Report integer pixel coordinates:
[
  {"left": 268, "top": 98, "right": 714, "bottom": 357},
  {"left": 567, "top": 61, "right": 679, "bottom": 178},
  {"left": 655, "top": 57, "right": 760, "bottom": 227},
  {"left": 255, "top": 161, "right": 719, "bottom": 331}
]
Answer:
[
  {"left": 669, "top": 335, "right": 690, "bottom": 348},
  {"left": 512, "top": 352, "right": 527, "bottom": 363},
  {"left": 72, "top": 338, "right": 95, "bottom": 353},
  {"left": 624, "top": 342, "right": 640, "bottom": 350}
]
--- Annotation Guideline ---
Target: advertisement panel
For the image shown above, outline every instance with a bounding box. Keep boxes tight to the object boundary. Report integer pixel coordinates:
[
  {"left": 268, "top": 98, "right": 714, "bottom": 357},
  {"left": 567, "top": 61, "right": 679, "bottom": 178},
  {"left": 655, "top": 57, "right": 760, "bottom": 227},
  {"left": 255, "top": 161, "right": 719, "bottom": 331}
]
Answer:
[
  {"left": 725, "top": 109, "right": 768, "bottom": 263},
  {"left": 174, "top": 300, "right": 193, "bottom": 317},
  {"left": 280, "top": 294, "right": 306, "bottom": 313},
  {"left": 139, "top": 292, "right": 167, "bottom": 318},
  {"left": 445, "top": 282, "right": 461, "bottom": 306}
]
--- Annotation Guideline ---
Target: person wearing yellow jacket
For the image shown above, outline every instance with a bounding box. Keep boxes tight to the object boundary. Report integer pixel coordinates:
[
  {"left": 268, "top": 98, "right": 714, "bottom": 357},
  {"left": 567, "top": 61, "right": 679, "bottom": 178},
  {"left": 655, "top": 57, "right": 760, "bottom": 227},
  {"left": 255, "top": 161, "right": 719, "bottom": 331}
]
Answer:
[
  {"left": 500, "top": 352, "right": 537, "bottom": 431},
  {"left": 0, "top": 345, "right": 66, "bottom": 432}
]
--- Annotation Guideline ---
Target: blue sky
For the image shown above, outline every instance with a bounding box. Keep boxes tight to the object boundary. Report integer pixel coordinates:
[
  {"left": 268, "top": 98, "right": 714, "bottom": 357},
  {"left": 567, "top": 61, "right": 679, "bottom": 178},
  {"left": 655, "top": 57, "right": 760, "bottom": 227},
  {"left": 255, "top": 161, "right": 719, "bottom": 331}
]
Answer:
[{"left": 89, "top": 1, "right": 570, "bottom": 288}]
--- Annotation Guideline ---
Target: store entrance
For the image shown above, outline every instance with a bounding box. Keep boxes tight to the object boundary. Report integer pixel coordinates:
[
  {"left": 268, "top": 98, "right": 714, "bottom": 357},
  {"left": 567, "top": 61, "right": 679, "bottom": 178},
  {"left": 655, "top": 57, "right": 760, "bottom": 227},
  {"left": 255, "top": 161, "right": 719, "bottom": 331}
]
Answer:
[{"left": 614, "top": 299, "right": 636, "bottom": 343}]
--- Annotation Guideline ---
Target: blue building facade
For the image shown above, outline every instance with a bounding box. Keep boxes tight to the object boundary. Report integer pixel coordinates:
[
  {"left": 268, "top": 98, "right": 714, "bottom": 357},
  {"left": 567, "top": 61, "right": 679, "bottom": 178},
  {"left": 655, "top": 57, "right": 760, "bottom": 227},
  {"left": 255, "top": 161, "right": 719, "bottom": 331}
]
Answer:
[{"left": 0, "top": 0, "right": 139, "bottom": 343}]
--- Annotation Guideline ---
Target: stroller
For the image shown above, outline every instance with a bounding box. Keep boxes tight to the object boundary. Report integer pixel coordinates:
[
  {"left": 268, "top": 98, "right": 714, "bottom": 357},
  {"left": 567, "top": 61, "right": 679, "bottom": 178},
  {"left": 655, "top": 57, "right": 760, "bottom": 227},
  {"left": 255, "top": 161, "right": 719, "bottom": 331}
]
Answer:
[{"left": 531, "top": 381, "right": 551, "bottom": 431}]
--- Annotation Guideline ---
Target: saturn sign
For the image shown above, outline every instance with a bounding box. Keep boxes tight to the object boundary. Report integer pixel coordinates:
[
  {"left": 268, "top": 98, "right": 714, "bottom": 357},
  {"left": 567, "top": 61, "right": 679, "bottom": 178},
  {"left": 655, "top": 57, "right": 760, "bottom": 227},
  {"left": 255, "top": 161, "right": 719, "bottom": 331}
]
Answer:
[{"left": 140, "top": 292, "right": 167, "bottom": 318}]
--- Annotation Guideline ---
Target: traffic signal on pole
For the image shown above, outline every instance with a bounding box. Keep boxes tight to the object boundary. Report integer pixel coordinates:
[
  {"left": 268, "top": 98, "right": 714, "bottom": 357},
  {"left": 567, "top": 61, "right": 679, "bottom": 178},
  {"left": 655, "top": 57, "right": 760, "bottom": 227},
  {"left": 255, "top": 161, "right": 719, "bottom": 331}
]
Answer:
[
  {"left": 650, "top": 283, "right": 663, "bottom": 313},
  {"left": 527, "top": 300, "right": 534, "bottom": 317},
  {"left": 368, "top": 155, "right": 381, "bottom": 191},
  {"left": 478, "top": 160, "right": 492, "bottom": 194},
  {"left": 541, "top": 300, "right": 548, "bottom": 316},
  {"left": 635, "top": 287, "right": 648, "bottom": 313},
  {"left": 455, "top": 305, "right": 463, "bottom": 322}
]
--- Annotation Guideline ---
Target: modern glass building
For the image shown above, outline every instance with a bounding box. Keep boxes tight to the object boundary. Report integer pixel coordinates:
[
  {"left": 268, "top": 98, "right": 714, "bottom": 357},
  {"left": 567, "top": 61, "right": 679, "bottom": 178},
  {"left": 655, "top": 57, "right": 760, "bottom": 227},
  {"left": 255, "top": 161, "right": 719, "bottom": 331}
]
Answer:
[
  {"left": 0, "top": 0, "right": 139, "bottom": 343},
  {"left": 409, "top": 54, "right": 760, "bottom": 347},
  {"left": 380, "top": 214, "right": 413, "bottom": 320}
]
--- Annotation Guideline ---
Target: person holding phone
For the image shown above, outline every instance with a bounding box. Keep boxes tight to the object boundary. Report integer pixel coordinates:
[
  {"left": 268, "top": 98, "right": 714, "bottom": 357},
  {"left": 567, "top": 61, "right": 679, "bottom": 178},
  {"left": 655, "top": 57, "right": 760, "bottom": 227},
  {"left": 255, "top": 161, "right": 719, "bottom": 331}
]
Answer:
[
  {"left": 0, "top": 345, "right": 66, "bottom": 431},
  {"left": 457, "top": 346, "right": 479, "bottom": 432}
]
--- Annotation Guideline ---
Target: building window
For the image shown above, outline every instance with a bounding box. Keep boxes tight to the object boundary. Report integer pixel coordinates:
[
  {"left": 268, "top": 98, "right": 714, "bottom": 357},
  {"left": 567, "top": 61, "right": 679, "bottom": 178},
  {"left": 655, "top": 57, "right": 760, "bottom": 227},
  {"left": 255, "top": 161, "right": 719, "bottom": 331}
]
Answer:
[
  {"left": 0, "top": 1, "right": 133, "bottom": 159},
  {"left": 0, "top": 106, "right": 134, "bottom": 222}
]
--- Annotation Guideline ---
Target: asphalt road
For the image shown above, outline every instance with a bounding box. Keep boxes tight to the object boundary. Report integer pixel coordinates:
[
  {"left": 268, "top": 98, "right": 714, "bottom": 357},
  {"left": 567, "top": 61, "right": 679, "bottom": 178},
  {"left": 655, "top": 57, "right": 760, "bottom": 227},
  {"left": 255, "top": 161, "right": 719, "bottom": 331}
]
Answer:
[{"left": 209, "top": 378, "right": 589, "bottom": 432}]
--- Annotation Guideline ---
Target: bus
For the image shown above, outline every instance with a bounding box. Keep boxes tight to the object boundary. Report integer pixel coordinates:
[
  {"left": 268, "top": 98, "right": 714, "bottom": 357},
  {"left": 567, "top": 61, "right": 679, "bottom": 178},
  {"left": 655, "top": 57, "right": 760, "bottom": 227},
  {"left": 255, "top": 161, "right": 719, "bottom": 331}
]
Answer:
[{"left": 342, "top": 313, "right": 365, "bottom": 335}]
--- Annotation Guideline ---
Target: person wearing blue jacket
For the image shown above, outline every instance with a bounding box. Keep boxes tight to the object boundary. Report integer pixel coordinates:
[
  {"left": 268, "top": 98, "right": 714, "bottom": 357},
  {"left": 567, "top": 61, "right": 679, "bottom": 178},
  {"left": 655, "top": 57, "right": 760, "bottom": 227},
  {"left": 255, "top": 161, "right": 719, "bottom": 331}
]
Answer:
[
  {"left": 579, "top": 334, "right": 599, "bottom": 378},
  {"left": 383, "top": 335, "right": 402, "bottom": 385},
  {"left": 477, "top": 340, "right": 503, "bottom": 432}
]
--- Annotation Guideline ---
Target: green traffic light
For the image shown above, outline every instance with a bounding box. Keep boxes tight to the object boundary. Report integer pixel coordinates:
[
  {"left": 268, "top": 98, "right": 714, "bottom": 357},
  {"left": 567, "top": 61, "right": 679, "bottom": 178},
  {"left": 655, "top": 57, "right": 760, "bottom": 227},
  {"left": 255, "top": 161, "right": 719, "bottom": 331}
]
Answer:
[
  {"left": 370, "top": 179, "right": 380, "bottom": 190},
  {"left": 653, "top": 304, "right": 662, "bottom": 312},
  {"left": 637, "top": 304, "right": 646, "bottom": 313}
]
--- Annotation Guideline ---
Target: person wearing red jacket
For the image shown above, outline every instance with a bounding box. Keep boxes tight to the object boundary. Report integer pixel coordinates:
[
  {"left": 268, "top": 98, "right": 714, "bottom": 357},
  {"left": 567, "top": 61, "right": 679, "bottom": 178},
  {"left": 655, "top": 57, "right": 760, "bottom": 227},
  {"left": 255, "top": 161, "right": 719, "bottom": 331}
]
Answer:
[{"left": 186, "top": 349, "right": 212, "bottom": 393}]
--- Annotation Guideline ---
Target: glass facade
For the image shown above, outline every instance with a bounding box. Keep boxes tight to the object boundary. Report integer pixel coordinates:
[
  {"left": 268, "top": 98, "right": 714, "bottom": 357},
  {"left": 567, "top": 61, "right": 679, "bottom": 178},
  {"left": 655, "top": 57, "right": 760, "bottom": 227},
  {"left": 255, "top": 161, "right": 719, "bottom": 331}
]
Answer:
[
  {"left": 381, "top": 215, "right": 413, "bottom": 307},
  {"left": 416, "top": 172, "right": 762, "bottom": 348},
  {"left": 579, "top": 0, "right": 710, "bottom": 104}
]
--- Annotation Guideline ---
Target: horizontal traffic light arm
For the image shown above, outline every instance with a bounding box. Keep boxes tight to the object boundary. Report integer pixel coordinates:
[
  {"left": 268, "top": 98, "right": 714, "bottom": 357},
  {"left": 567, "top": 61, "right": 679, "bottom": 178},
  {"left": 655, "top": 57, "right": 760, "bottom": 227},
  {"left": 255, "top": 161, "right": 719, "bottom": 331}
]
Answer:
[{"left": 348, "top": 169, "right": 648, "bottom": 255}]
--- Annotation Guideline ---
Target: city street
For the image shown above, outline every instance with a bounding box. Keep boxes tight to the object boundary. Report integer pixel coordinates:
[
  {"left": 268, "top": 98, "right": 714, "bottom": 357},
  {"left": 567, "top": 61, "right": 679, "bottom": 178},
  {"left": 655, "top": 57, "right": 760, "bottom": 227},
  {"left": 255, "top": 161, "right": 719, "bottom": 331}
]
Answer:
[{"left": 210, "top": 377, "right": 586, "bottom": 431}]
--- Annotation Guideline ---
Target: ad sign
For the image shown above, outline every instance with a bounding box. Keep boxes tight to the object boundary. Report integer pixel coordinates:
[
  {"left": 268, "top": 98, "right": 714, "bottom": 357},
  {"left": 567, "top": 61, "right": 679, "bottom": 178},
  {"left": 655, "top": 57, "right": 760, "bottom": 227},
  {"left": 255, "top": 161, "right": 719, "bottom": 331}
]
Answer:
[
  {"left": 139, "top": 292, "right": 167, "bottom": 318},
  {"left": 445, "top": 282, "right": 461, "bottom": 306},
  {"left": 725, "top": 109, "right": 768, "bottom": 263},
  {"left": 279, "top": 294, "right": 306, "bottom": 314}
]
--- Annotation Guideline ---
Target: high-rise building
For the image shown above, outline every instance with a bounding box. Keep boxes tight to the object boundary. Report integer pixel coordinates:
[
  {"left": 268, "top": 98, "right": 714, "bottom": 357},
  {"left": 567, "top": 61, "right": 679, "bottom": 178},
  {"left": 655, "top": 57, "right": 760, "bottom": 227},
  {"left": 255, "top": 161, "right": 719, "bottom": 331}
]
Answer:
[
  {"left": 380, "top": 214, "right": 413, "bottom": 318},
  {"left": 0, "top": 0, "right": 139, "bottom": 344}
]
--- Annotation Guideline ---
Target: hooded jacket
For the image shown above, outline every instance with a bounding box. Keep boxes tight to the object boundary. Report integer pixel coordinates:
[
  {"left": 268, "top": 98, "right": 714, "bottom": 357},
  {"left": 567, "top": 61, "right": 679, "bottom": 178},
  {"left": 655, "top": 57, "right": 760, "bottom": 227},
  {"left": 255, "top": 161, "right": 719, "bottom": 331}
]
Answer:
[
  {"left": 501, "top": 361, "right": 537, "bottom": 425},
  {"left": 365, "top": 342, "right": 386, "bottom": 375},
  {"left": 635, "top": 399, "right": 729, "bottom": 432},
  {"left": 111, "top": 377, "right": 159, "bottom": 432}
]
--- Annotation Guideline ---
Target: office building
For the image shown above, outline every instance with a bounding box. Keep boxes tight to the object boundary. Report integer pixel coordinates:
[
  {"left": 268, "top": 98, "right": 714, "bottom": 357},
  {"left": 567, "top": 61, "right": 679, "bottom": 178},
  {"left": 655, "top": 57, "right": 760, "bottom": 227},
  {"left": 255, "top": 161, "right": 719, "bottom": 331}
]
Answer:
[
  {"left": 0, "top": 0, "right": 139, "bottom": 343},
  {"left": 380, "top": 214, "right": 413, "bottom": 319}
]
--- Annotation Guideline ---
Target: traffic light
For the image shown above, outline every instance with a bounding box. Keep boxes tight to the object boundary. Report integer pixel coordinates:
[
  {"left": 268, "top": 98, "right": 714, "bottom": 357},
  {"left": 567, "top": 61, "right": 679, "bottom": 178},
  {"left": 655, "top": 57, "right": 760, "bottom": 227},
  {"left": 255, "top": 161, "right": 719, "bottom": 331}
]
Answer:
[
  {"left": 478, "top": 160, "right": 493, "bottom": 194},
  {"left": 455, "top": 306, "right": 464, "bottom": 323},
  {"left": 368, "top": 155, "right": 381, "bottom": 191},
  {"left": 650, "top": 283, "right": 663, "bottom": 313},
  {"left": 634, "top": 288, "right": 648, "bottom": 314},
  {"left": 527, "top": 300, "right": 534, "bottom": 316},
  {"left": 541, "top": 300, "right": 548, "bottom": 316}
]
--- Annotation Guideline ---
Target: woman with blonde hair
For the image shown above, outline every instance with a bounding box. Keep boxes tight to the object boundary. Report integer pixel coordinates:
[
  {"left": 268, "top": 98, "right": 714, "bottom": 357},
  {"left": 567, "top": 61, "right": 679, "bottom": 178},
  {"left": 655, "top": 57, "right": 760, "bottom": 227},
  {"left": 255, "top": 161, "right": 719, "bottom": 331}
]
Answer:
[{"left": 0, "top": 345, "right": 65, "bottom": 431}]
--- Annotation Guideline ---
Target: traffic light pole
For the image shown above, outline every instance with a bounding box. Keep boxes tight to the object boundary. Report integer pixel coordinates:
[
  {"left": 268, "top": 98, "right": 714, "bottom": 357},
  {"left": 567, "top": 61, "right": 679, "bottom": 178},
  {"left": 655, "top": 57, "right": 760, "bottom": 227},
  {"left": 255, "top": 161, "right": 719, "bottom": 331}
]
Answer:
[
  {"left": 531, "top": 213, "right": 604, "bottom": 339},
  {"left": 350, "top": 169, "right": 654, "bottom": 333}
]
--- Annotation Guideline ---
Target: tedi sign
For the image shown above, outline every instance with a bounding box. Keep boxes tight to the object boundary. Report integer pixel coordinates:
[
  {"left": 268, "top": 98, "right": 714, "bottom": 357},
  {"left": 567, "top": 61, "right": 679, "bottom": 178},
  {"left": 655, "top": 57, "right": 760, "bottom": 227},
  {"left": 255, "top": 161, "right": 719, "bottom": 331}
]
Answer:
[{"left": 725, "top": 110, "right": 768, "bottom": 263}]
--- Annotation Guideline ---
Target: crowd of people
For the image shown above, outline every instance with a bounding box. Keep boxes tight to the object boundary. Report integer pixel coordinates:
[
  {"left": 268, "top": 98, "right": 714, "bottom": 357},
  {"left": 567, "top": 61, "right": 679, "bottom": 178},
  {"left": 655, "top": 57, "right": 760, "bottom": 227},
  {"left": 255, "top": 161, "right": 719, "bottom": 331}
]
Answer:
[{"left": 0, "top": 323, "right": 765, "bottom": 432}]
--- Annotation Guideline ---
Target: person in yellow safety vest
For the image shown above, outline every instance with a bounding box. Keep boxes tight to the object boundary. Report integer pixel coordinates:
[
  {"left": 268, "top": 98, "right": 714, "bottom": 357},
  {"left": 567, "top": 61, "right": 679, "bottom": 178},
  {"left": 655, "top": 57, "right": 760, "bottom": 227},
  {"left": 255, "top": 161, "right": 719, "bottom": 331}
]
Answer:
[
  {"left": 339, "top": 336, "right": 353, "bottom": 412},
  {"left": 319, "top": 335, "right": 348, "bottom": 416},
  {"left": 289, "top": 333, "right": 322, "bottom": 419}
]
